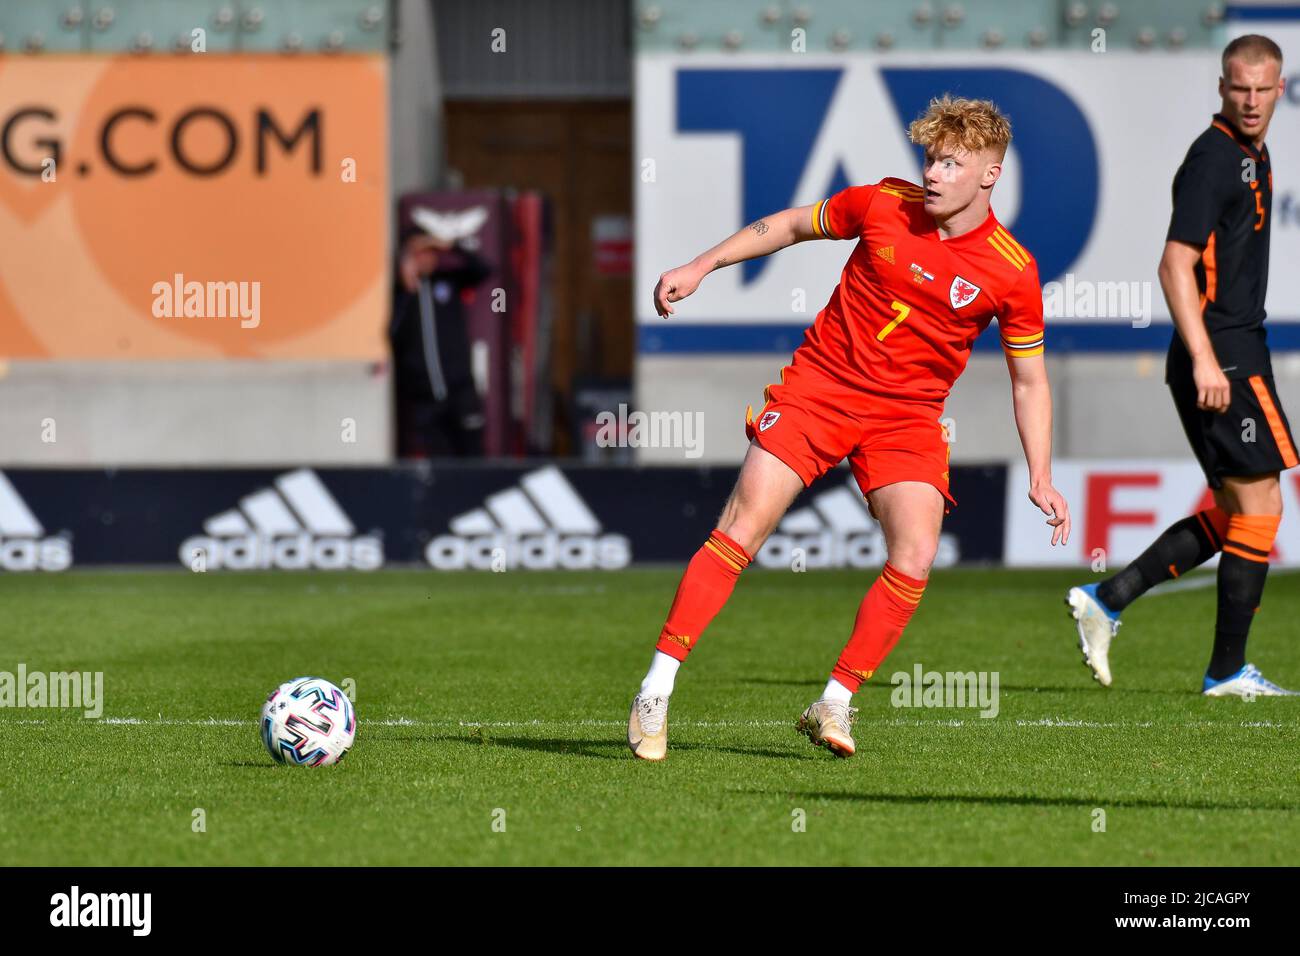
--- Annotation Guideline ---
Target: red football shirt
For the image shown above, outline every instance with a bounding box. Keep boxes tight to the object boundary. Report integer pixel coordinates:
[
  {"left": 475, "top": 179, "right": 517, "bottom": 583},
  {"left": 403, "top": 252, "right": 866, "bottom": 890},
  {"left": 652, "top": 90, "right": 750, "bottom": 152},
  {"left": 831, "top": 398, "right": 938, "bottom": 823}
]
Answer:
[{"left": 798, "top": 177, "right": 1044, "bottom": 405}]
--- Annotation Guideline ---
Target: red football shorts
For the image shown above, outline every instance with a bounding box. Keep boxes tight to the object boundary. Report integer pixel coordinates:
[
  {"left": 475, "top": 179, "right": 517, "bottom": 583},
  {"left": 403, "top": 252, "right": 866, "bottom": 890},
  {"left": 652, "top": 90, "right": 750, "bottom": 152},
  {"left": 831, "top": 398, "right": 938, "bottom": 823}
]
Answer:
[{"left": 744, "top": 358, "right": 955, "bottom": 508}]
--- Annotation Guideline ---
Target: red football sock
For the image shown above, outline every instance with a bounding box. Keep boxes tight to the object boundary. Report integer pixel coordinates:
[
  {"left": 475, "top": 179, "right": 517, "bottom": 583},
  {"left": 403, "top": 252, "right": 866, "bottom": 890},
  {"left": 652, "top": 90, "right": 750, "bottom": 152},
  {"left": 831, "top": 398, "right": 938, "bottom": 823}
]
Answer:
[
  {"left": 655, "top": 529, "right": 751, "bottom": 661},
  {"left": 831, "top": 562, "right": 927, "bottom": 692}
]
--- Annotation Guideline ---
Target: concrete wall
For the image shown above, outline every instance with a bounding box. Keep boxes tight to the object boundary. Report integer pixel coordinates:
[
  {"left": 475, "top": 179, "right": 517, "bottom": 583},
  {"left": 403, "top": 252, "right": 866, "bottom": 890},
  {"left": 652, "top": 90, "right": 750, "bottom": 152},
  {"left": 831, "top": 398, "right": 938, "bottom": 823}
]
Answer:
[
  {"left": 392, "top": 0, "right": 442, "bottom": 195},
  {"left": 635, "top": 351, "right": 1300, "bottom": 466},
  {"left": 0, "top": 361, "right": 390, "bottom": 465}
]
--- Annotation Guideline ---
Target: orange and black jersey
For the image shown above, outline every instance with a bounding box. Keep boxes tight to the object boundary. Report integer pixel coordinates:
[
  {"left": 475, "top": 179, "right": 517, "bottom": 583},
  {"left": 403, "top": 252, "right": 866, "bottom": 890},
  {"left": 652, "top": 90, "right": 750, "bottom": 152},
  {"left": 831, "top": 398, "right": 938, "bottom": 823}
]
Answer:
[{"left": 1166, "top": 112, "right": 1272, "bottom": 381}]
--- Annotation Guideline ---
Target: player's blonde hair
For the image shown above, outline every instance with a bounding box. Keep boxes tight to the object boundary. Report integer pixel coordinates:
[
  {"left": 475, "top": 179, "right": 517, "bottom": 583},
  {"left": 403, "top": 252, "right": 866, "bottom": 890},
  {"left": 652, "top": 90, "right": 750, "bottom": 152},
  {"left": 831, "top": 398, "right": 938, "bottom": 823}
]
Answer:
[
  {"left": 1222, "top": 34, "right": 1283, "bottom": 74},
  {"left": 908, "top": 95, "right": 1012, "bottom": 160}
]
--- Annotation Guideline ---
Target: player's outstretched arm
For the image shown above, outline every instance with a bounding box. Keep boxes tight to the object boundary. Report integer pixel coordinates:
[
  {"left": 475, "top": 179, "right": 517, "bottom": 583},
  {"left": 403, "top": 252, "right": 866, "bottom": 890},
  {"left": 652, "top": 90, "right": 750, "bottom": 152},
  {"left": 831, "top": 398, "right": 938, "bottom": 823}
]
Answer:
[
  {"left": 652, "top": 204, "right": 821, "bottom": 317},
  {"left": 1005, "top": 352, "right": 1071, "bottom": 547},
  {"left": 1158, "top": 239, "right": 1230, "bottom": 413}
]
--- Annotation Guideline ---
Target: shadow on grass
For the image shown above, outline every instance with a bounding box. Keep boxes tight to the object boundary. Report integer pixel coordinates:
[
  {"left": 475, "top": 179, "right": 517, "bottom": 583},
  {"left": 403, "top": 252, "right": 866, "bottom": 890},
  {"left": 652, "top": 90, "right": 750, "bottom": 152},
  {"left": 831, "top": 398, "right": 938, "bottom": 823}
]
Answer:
[
  {"left": 993, "top": 685, "right": 1193, "bottom": 697},
  {"left": 737, "top": 677, "right": 826, "bottom": 689},
  {"left": 738, "top": 677, "right": 1193, "bottom": 697},
  {"left": 738, "top": 788, "right": 1295, "bottom": 812},
  {"left": 436, "top": 735, "right": 820, "bottom": 762}
]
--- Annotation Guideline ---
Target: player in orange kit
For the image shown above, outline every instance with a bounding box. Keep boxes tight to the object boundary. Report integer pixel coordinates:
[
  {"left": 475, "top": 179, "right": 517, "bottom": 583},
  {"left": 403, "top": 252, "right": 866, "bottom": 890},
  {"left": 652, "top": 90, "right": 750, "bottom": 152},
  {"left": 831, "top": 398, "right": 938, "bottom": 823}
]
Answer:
[{"left": 626, "top": 95, "right": 1071, "bottom": 760}]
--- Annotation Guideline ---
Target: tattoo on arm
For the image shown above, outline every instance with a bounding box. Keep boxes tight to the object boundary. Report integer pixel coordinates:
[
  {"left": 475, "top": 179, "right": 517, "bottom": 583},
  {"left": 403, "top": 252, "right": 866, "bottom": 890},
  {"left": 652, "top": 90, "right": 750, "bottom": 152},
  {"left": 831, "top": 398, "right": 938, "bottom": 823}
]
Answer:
[
  {"left": 748, "top": 219, "right": 770, "bottom": 236},
  {"left": 713, "top": 257, "right": 728, "bottom": 269}
]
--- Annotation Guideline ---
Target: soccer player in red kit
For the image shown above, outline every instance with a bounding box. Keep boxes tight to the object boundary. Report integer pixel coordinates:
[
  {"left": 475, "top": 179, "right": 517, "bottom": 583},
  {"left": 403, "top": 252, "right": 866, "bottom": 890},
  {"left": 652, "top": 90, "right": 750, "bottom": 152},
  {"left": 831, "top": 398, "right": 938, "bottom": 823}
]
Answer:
[{"left": 627, "top": 95, "right": 1071, "bottom": 761}]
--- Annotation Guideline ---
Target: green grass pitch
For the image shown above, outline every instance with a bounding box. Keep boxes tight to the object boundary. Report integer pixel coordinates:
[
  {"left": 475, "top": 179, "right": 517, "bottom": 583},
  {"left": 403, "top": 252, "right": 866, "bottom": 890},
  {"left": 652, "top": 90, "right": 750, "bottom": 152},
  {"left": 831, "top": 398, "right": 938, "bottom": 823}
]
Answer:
[{"left": 1, "top": 567, "right": 1297, "bottom": 866}]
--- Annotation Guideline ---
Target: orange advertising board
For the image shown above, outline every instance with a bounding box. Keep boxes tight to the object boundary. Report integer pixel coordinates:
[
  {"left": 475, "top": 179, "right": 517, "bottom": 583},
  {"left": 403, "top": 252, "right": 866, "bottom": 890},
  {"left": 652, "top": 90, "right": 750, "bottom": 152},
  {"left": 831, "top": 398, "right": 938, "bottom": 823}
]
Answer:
[{"left": 0, "top": 55, "right": 388, "bottom": 359}]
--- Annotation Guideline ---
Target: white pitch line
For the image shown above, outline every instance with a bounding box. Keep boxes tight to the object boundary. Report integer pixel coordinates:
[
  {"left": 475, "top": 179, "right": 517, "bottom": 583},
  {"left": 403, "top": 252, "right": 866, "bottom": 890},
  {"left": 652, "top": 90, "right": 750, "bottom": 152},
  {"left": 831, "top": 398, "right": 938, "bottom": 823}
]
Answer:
[
  {"left": 1149, "top": 568, "right": 1298, "bottom": 597},
  {"left": 2, "top": 716, "right": 1293, "bottom": 730},
  {"left": 1016, "top": 718, "right": 1145, "bottom": 728},
  {"left": 1147, "top": 575, "right": 1218, "bottom": 596},
  {"left": 103, "top": 717, "right": 246, "bottom": 726}
]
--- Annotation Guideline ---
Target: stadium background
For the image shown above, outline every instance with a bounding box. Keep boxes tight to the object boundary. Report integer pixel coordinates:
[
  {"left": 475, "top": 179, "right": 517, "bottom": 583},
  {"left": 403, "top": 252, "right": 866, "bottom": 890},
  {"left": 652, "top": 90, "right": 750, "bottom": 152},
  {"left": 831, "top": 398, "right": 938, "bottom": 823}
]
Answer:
[{"left": 1, "top": 0, "right": 1299, "bottom": 573}]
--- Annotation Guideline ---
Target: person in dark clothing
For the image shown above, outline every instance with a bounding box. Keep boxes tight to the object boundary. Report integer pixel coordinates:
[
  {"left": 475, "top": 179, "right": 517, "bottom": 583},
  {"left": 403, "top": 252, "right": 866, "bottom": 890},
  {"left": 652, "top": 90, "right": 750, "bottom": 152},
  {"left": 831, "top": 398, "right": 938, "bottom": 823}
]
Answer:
[
  {"left": 1067, "top": 34, "right": 1296, "bottom": 697},
  {"left": 390, "top": 231, "right": 491, "bottom": 457}
]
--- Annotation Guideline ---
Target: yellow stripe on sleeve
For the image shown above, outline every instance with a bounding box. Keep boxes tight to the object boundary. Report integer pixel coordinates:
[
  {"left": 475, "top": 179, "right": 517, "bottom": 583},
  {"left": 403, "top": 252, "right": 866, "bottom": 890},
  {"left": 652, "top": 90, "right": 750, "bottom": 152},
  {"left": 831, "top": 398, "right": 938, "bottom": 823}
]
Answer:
[
  {"left": 811, "top": 199, "right": 840, "bottom": 239},
  {"left": 810, "top": 200, "right": 827, "bottom": 238},
  {"left": 1003, "top": 344, "right": 1044, "bottom": 358}
]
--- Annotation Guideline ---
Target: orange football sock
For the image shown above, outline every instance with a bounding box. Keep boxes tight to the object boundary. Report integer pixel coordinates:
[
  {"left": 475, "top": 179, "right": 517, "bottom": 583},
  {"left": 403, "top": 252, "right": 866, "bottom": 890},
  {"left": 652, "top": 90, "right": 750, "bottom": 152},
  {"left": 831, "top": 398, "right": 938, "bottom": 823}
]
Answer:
[
  {"left": 831, "top": 562, "right": 927, "bottom": 692},
  {"left": 1210, "top": 514, "right": 1281, "bottom": 679},
  {"left": 655, "top": 529, "right": 751, "bottom": 661},
  {"left": 1221, "top": 513, "right": 1280, "bottom": 563}
]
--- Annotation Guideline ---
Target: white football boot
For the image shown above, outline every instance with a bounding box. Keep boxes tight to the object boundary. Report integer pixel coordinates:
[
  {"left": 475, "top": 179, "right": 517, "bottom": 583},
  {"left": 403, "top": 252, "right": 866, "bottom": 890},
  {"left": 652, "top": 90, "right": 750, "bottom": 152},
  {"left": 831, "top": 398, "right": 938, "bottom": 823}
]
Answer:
[
  {"left": 1202, "top": 664, "right": 1300, "bottom": 698},
  {"left": 1066, "top": 583, "right": 1121, "bottom": 687},
  {"left": 627, "top": 693, "right": 670, "bottom": 760},
  {"left": 797, "top": 698, "right": 858, "bottom": 757}
]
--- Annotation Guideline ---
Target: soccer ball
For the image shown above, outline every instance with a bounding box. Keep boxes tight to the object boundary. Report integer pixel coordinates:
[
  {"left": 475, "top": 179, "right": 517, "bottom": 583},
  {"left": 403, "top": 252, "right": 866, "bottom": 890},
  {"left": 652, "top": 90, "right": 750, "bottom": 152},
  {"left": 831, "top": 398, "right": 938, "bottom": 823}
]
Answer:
[{"left": 260, "top": 677, "right": 356, "bottom": 766}]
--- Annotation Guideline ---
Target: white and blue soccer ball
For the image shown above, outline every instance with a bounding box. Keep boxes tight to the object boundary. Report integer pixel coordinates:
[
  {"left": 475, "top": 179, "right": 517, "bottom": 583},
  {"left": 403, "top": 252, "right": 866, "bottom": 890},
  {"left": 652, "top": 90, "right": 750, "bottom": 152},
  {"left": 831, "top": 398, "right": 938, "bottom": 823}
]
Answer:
[{"left": 260, "top": 677, "right": 356, "bottom": 766}]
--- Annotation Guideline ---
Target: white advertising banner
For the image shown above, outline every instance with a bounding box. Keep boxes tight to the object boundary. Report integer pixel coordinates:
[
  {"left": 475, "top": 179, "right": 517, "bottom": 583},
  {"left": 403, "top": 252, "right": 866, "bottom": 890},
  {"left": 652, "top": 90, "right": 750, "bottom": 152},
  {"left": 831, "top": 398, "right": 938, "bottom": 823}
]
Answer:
[
  {"left": 636, "top": 50, "right": 1300, "bottom": 354},
  {"left": 1004, "top": 460, "right": 1300, "bottom": 568}
]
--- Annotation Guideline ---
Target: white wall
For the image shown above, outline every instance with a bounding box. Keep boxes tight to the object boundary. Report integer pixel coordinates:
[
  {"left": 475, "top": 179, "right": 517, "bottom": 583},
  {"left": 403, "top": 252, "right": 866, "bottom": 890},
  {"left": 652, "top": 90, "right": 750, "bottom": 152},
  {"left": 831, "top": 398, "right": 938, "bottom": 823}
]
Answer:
[
  {"left": 637, "top": 351, "right": 1300, "bottom": 466},
  {"left": 0, "top": 361, "right": 390, "bottom": 465}
]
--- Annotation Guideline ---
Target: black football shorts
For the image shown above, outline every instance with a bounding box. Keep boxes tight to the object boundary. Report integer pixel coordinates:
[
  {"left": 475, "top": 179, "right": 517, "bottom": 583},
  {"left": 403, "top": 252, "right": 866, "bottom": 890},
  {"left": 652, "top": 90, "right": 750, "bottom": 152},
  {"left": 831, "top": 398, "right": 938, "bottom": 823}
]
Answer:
[{"left": 1170, "top": 370, "right": 1299, "bottom": 488}]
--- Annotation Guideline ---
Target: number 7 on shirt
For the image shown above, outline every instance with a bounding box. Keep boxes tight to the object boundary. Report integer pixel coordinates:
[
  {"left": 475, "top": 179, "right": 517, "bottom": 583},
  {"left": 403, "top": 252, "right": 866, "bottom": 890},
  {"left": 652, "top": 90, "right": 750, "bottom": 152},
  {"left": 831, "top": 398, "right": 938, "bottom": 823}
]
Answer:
[{"left": 877, "top": 300, "right": 912, "bottom": 341}]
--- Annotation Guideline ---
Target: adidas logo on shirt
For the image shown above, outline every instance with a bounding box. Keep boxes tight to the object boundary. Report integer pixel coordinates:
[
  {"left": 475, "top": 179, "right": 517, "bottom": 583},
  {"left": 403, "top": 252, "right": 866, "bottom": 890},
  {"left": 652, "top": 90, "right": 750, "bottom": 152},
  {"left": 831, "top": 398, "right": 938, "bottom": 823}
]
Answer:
[
  {"left": 758, "top": 476, "right": 957, "bottom": 569},
  {"left": 180, "top": 469, "right": 383, "bottom": 571},
  {"left": 0, "top": 472, "right": 72, "bottom": 572},
  {"left": 426, "top": 466, "right": 630, "bottom": 570}
]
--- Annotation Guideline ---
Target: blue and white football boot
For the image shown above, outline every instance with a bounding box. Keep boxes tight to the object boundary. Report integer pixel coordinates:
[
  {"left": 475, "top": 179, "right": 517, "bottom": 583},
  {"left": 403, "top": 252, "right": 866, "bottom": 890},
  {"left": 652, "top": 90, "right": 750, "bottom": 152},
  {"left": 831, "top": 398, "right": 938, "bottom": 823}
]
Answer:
[
  {"left": 1202, "top": 663, "right": 1300, "bottom": 697},
  {"left": 1065, "top": 583, "right": 1122, "bottom": 687}
]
